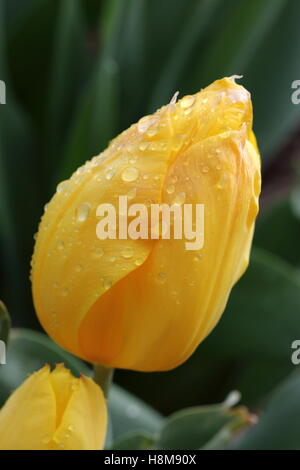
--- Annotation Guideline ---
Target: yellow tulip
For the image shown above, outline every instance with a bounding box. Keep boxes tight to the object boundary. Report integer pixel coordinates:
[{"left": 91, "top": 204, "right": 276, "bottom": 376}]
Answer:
[
  {"left": 31, "top": 77, "right": 261, "bottom": 372},
  {"left": 0, "top": 364, "right": 107, "bottom": 450}
]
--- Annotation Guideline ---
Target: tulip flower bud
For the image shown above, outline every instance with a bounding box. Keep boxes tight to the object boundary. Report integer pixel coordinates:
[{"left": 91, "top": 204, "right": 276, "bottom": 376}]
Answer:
[
  {"left": 0, "top": 364, "right": 107, "bottom": 450},
  {"left": 31, "top": 77, "right": 261, "bottom": 372}
]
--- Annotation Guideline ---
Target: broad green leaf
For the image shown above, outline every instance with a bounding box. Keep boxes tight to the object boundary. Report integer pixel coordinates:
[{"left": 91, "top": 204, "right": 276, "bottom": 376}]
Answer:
[
  {"left": 0, "top": 300, "right": 10, "bottom": 344},
  {"left": 0, "top": 328, "right": 163, "bottom": 441},
  {"left": 156, "top": 394, "right": 250, "bottom": 450},
  {"left": 0, "top": 1, "right": 38, "bottom": 321},
  {"left": 254, "top": 198, "right": 300, "bottom": 266},
  {"left": 234, "top": 371, "right": 300, "bottom": 450},
  {"left": 56, "top": 0, "right": 123, "bottom": 182},
  {"left": 243, "top": 0, "right": 300, "bottom": 159},
  {"left": 7, "top": 0, "right": 60, "bottom": 124},
  {"left": 117, "top": 0, "right": 147, "bottom": 127},
  {"left": 110, "top": 431, "right": 155, "bottom": 450},
  {"left": 45, "top": 0, "right": 87, "bottom": 171},
  {"left": 149, "top": 0, "right": 221, "bottom": 111},
  {"left": 196, "top": 0, "right": 286, "bottom": 85},
  {"left": 203, "top": 247, "right": 300, "bottom": 361}
]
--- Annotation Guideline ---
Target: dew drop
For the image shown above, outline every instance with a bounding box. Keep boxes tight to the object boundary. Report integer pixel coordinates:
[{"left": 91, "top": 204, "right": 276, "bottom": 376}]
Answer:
[
  {"left": 134, "top": 258, "right": 143, "bottom": 266},
  {"left": 103, "top": 279, "right": 112, "bottom": 290},
  {"left": 61, "top": 287, "right": 69, "bottom": 296},
  {"left": 57, "top": 240, "right": 65, "bottom": 250},
  {"left": 194, "top": 253, "right": 202, "bottom": 262},
  {"left": 180, "top": 95, "right": 195, "bottom": 109},
  {"left": 121, "top": 167, "right": 139, "bottom": 182},
  {"left": 76, "top": 203, "right": 91, "bottom": 222},
  {"left": 122, "top": 246, "right": 134, "bottom": 259},
  {"left": 94, "top": 247, "right": 104, "bottom": 258},
  {"left": 147, "top": 127, "right": 157, "bottom": 137},
  {"left": 157, "top": 272, "right": 167, "bottom": 284},
  {"left": 110, "top": 256, "right": 116, "bottom": 262},
  {"left": 202, "top": 166, "right": 209, "bottom": 173},
  {"left": 127, "top": 188, "right": 137, "bottom": 200},
  {"left": 166, "top": 184, "right": 175, "bottom": 195},
  {"left": 56, "top": 180, "right": 68, "bottom": 193},
  {"left": 139, "top": 142, "right": 148, "bottom": 151},
  {"left": 105, "top": 169, "right": 115, "bottom": 180},
  {"left": 172, "top": 191, "right": 186, "bottom": 205},
  {"left": 75, "top": 264, "right": 82, "bottom": 272},
  {"left": 138, "top": 116, "right": 155, "bottom": 133}
]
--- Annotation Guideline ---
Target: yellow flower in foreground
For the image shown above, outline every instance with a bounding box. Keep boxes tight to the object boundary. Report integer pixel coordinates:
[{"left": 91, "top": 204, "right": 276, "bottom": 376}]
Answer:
[
  {"left": 31, "top": 77, "right": 261, "bottom": 372},
  {"left": 0, "top": 364, "right": 107, "bottom": 450}
]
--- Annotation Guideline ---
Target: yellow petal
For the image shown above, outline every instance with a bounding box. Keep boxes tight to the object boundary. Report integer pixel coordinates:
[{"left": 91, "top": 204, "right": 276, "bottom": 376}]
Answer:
[
  {"left": 51, "top": 375, "right": 107, "bottom": 450},
  {"left": 0, "top": 365, "right": 56, "bottom": 450}
]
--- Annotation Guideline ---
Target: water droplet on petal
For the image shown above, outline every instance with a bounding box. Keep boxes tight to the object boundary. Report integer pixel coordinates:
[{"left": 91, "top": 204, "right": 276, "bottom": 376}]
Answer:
[
  {"left": 103, "top": 279, "right": 112, "bottom": 290},
  {"left": 94, "top": 247, "right": 104, "bottom": 257},
  {"left": 173, "top": 192, "right": 186, "bottom": 205},
  {"left": 75, "top": 264, "right": 82, "bottom": 272},
  {"left": 180, "top": 95, "right": 195, "bottom": 109},
  {"left": 138, "top": 116, "right": 155, "bottom": 133},
  {"left": 61, "top": 287, "right": 69, "bottom": 296},
  {"left": 139, "top": 142, "right": 148, "bottom": 151},
  {"left": 121, "top": 167, "right": 139, "bottom": 182},
  {"left": 157, "top": 272, "right": 167, "bottom": 284},
  {"left": 105, "top": 169, "right": 115, "bottom": 180},
  {"left": 194, "top": 253, "right": 202, "bottom": 262},
  {"left": 127, "top": 188, "right": 137, "bottom": 200},
  {"left": 166, "top": 184, "right": 175, "bottom": 194},
  {"left": 76, "top": 203, "right": 91, "bottom": 222},
  {"left": 147, "top": 127, "right": 157, "bottom": 137},
  {"left": 56, "top": 180, "right": 68, "bottom": 193},
  {"left": 122, "top": 246, "right": 134, "bottom": 259},
  {"left": 134, "top": 258, "right": 143, "bottom": 266},
  {"left": 202, "top": 166, "right": 209, "bottom": 173},
  {"left": 57, "top": 240, "right": 65, "bottom": 250}
]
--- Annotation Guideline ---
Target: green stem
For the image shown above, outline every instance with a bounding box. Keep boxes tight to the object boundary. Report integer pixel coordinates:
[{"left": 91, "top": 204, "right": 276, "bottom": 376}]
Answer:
[{"left": 93, "top": 364, "right": 114, "bottom": 399}]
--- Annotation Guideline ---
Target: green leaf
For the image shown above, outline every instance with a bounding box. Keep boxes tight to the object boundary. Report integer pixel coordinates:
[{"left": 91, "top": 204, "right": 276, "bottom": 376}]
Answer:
[
  {"left": 234, "top": 371, "right": 300, "bottom": 450},
  {"left": 0, "top": 300, "right": 10, "bottom": 344},
  {"left": 203, "top": 247, "right": 300, "bottom": 361},
  {"left": 56, "top": 0, "right": 123, "bottom": 182},
  {"left": 149, "top": 0, "right": 221, "bottom": 111},
  {"left": 116, "top": 0, "right": 147, "bottom": 126},
  {"left": 156, "top": 393, "right": 250, "bottom": 450},
  {"left": 0, "top": 328, "right": 162, "bottom": 442},
  {"left": 0, "top": 1, "right": 39, "bottom": 321},
  {"left": 243, "top": 0, "right": 300, "bottom": 159},
  {"left": 110, "top": 431, "right": 155, "bottom": 450},
  {"left": 255, "top": 199, "right": 300, "bottom": 266},
  {"left": 6, "top": 0, "right": 60, "bottom": 124},
  {"left": 196, "top": 0, "right": 286, "bottom": 85},
  {"left": 45, "top": 0, "right": 87, "bottom": 170}
]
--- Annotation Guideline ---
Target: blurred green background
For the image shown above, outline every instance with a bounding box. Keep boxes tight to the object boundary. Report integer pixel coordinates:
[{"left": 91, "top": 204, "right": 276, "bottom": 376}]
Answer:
[{"left": 2, "top": 0, "right": 300, "bottom": 450}]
